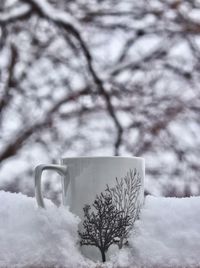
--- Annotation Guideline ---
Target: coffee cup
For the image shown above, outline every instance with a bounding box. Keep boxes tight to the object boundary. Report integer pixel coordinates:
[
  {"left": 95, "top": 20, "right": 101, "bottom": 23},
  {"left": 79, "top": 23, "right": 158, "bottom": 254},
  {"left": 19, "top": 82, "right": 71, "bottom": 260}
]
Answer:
[{"left": 35, "top": 156, "right": 145, "bottom": 262}]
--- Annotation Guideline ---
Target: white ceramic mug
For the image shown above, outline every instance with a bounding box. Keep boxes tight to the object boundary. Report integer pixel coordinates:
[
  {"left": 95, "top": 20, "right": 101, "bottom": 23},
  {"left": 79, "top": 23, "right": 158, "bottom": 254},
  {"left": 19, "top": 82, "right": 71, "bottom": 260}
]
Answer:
[{"left": 35, "top": 156, "right": 145, "bottom": 262}]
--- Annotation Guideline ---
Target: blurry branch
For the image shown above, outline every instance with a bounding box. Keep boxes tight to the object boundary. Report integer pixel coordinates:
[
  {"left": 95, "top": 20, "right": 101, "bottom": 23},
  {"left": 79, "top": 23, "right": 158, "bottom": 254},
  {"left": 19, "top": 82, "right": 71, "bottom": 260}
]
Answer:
[
  {"left": 186, "top": 37, "right": 200, "bottom": 63},
  {"left": 20, "top": 0, "right": 123, "bottom": 155},
  {"left": 0, "top": 35, "right": 66, "bottom": 125},
  {"left": 109, "top": 45, "right": 168, "bottom": 77},
  {"left": 177, "top": 11, "right": 200, "bottom": 34},
  {"left": 0, "top": 0, "right": 124, "bottom": 156},
  {"left": 127, "top": 103, "right": 184, "bottom": 156},
  {"left": 0, "top": 88, "right": 89, "bottom": 163},
  {"left": 59, "top": 105, "right": 104, "bottom": 119},
  {"left": 0, "top": 43, "right": 18, "bottom": 118},
  {"left": 164, "top": 63, "right": 193, "bottom": 81},
  {"left": 0, "top": 3, "right": 31, "bottom": 23}
]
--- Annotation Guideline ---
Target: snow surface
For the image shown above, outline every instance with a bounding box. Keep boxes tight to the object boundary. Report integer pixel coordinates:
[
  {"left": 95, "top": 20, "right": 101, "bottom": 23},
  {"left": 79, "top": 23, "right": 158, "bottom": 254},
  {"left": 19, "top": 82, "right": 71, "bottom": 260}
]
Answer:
[
  {"left": 114, "top": 196, "right": 200, "bottom": 268},
  {"left": 0, "top": 191, "right": 200, "bottom": 268},
  {"left": 0, "top": 191, "right": 90, "bottom": 268}
]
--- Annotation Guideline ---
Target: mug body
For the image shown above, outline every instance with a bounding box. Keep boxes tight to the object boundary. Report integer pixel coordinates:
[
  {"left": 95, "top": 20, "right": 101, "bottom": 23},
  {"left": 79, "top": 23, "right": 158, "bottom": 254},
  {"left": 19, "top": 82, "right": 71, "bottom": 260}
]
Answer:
[{"left": 61, "top": 156, "right": 145, "bottom": 261}]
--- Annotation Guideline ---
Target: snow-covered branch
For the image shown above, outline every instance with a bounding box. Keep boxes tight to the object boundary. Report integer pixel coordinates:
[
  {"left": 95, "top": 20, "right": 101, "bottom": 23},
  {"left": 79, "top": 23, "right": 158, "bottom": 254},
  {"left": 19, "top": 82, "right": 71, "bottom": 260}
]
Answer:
[{"left": 0, "top": 3, "right": 31, "bottom": 23}]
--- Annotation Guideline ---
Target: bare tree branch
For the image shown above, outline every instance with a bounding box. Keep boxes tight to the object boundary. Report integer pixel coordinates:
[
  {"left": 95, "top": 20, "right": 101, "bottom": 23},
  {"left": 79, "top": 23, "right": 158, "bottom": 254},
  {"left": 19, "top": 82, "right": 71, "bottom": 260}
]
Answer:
[
  {"left": 0, "top": 43, "right": 18, "bottom": 117},
  {"left": 0, "top": 88, "right": 89, "bottom": 163}
]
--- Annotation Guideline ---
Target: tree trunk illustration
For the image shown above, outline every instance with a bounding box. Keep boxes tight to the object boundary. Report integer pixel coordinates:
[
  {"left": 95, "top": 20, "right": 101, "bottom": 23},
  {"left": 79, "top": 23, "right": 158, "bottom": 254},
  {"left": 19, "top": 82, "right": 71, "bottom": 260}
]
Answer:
[{"left": 101, "top": 250, "right": 106, "bottom": 262}]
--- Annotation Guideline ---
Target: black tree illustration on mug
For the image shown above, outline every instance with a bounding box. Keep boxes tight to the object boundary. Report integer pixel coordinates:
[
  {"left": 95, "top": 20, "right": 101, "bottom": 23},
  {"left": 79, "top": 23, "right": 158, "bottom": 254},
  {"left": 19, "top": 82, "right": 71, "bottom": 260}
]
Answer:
[{"left": 79, "top": 169, "right": 141, "bottom": 262}]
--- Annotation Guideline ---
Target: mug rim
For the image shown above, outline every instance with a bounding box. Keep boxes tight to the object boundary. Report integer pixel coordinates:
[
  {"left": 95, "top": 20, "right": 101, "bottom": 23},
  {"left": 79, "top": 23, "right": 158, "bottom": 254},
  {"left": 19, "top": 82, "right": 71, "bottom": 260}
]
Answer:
[{"left": 62, "top": 156, "right": 144, "bottom": 161}]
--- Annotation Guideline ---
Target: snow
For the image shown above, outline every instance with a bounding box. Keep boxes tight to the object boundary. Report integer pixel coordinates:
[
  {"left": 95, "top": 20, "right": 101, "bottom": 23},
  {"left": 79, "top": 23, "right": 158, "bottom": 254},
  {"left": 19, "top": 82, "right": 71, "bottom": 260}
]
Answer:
[
  {"left": 114, "top": 196, "right": 200, "bottom": 268},
  {"left": 0, "top": 191, "right": 200, "bottom": 268},
  {"left": 0, "top": 191, "right": 89, "bottom": 268}
]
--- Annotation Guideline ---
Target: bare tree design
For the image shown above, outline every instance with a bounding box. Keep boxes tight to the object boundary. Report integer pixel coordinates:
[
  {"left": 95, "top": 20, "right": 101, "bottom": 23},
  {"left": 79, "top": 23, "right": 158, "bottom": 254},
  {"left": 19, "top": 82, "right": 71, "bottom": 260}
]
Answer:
[
  {"left": 106, "top": 169, "right": 142, "bottom": 248},
  {"left": 79, "top": 192, "right": 131, "bottom": 262},
  {"left": 79, "top": 169, "right": 141, "bottom": 262}
]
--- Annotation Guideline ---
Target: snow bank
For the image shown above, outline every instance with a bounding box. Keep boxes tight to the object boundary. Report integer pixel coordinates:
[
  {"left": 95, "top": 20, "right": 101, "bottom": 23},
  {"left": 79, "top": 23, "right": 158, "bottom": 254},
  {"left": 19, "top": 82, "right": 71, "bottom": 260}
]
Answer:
[
  {"left": 114, "top": 196, "right": 200, "bottom": 268},
  {"left": 0, "top": 191, "right": 90, "bottom": 268},
  {"left": 0, "top": 191, "right": 200, "bottom": 268}
]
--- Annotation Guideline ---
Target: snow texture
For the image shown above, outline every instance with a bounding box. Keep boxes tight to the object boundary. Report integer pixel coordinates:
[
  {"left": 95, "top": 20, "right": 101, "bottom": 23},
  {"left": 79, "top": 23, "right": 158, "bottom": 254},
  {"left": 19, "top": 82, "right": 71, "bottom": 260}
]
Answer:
[
  {"left": 0, "top": 191, "right": 200, "bottom": 268},
  {"left": 0, "top": 191, "right": 90, "bottom": 268},
  {"left": 114, "top": 196, "right": 200, "bottom": 268}
]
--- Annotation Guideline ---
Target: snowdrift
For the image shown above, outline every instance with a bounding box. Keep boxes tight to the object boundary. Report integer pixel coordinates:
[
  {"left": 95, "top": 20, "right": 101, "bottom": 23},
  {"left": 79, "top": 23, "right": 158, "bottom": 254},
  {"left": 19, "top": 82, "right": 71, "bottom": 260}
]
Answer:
[{"left": 0, "top": 191, "right": 199, "bottom": 268}]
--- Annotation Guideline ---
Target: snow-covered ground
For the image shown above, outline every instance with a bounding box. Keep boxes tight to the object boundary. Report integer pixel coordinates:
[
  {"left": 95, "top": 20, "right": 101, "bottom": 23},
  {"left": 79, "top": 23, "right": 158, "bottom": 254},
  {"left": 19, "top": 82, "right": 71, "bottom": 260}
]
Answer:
[
  {"left": 114, "top": 196, "right": 200, "bottom": 268},
  {"left": 0, "top": 191, "right": 200, "bottom": 268}
]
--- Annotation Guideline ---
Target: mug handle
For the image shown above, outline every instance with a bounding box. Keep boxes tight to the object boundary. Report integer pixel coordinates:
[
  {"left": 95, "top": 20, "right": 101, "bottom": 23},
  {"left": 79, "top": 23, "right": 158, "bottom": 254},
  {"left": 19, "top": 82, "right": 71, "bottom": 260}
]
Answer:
[{"left": 35, "top": 164, "right": 68, "bottom": 208}]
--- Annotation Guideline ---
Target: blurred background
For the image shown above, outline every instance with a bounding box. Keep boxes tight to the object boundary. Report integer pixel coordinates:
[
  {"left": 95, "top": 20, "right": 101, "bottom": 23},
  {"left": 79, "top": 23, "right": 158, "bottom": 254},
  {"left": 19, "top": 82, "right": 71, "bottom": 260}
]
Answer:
[{"left": 0, "top": 0, "right": 200, "bottom": 204}]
